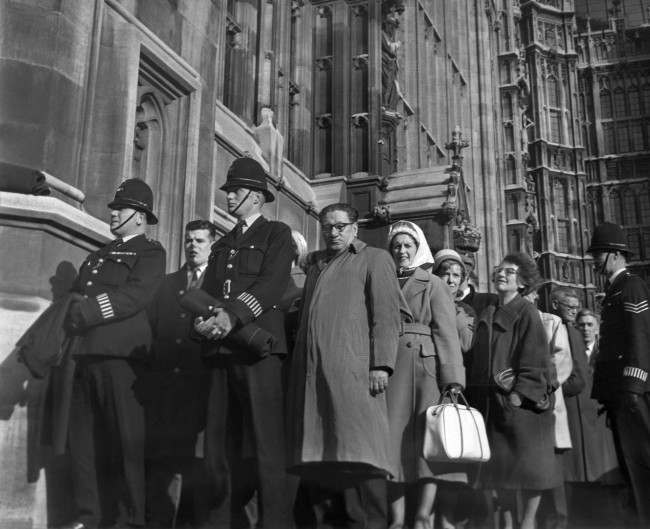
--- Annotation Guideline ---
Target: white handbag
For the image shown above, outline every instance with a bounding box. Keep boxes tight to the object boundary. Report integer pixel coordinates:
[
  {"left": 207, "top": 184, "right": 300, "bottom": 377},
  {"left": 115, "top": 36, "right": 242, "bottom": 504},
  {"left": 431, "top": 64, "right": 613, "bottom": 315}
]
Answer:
[{"left": 423, "top": 390, "right": 491, "bottom": 463}]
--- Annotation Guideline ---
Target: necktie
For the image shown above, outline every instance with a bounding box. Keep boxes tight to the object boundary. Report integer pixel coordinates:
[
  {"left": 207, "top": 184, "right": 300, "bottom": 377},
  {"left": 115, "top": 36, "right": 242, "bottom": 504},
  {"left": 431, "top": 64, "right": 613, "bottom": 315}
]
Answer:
[
  {"left": 188, "top": 268, "right": 201, "bottom": 290},
  {"left": 232, "top": 221, "right": 245, "bottom": 243}
]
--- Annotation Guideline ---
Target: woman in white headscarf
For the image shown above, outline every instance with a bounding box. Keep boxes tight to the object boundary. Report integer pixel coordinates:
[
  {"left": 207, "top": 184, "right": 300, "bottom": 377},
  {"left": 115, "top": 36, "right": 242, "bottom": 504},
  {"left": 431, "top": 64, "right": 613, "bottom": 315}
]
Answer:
[{"left": 386, "top": 221, "right": 466, "bottom": 529}]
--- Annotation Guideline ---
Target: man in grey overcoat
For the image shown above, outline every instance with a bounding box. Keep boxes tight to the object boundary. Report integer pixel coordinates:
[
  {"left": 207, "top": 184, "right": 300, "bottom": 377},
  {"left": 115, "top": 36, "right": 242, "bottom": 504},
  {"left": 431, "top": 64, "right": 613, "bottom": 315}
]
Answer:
[{"left": 287, "top": 202, "right": 401, "bottom": 529}]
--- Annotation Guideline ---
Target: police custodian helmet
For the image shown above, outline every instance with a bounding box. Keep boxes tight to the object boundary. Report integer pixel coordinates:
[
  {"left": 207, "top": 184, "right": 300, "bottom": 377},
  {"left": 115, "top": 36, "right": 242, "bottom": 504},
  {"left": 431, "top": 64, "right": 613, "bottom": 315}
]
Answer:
[
  {"left": 107, "top": 178, "right": 158, "bottom": 224},
  {"left": 587, "top": 221, "right": 630, "bottom": 255},
  {"left": 220, "top": 157, "right": 275, "bottom": 203}
]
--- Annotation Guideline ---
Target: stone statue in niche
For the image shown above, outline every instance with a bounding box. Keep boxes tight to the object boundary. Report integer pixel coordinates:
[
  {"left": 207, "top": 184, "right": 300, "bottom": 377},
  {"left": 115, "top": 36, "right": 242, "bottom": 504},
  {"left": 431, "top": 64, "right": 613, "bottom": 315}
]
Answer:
[{"left": 381, "top": 0, "right": 405, "bottom": 111}]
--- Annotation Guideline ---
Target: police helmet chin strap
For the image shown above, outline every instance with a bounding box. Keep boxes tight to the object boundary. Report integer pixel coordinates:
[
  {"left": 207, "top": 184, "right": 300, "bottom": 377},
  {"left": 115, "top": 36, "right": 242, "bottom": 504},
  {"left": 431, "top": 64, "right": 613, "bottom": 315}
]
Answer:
[
  {"left": 111, "top": 210, "right": 138, "bottom": 235},
  {"left": 230, "top": 189, "right": 253, "bottom": 217}
]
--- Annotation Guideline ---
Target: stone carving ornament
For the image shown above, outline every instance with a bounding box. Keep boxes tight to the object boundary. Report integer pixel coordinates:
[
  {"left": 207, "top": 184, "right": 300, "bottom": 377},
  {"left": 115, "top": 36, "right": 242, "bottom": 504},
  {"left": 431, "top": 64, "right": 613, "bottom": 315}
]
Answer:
[{"left": 381, "top": 0, "right": 405, "bottom": 111}]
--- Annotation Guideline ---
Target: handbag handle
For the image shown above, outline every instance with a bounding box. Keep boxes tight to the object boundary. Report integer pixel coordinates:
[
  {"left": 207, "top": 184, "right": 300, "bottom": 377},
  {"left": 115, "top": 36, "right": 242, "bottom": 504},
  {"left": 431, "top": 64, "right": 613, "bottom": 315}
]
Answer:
[{"left": 435, "top": 389, "right": 487, "bottom": 461}]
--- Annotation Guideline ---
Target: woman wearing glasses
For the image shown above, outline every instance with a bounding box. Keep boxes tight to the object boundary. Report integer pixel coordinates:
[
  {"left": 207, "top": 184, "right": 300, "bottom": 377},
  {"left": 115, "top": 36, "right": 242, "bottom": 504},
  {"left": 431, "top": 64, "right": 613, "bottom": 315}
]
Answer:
[
  {"left": 466, "top": 253, "right": 560, "bottom": 529},
  {"left": 385, "top": 221, "right": 465, "bottom": 529}
]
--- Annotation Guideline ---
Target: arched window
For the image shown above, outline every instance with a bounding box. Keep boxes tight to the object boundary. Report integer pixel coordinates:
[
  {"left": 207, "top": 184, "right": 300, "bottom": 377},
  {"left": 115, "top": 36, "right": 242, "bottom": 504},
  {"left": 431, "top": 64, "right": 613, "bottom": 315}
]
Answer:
[
  {"left": 554, "top": 178, "right": 567, "bottom": 217},
  {"left": 622, "top": 189, "right": 637, "bottom": 225},
  {"left": 630, "top": 121, "right": 643, "bottom": 151},
  {"left": 617, "top": 122, "right": 630, "bottom": 153},
  {"left": 507, "top": 194, "right": 519, "bottom": 219},
  {"left": 506, "top": 156, "right": 517, "bottom": 185},
  {"left": 629, "top": 86, "right": 640, "bottom": 115},
  {"left": 547, "top": 76, "right": 560, "bottom": 107},
  {"left": 602, "top": 122, "right": 615, "bottom": 153},
  {"left": 639, "top": 187, "right": 650, "bottom": 224},
  {"left": 600, "top": 90, "right": 612, "bottom": 118},
  {"left": 642, "top": 84, "right": 650, "bottom": 113},
  {"left": 609, "top": 189, "right": 623, "bottom": 225},
  {"left": 614, "top": 89, "right": 627, "bottom": 117}
]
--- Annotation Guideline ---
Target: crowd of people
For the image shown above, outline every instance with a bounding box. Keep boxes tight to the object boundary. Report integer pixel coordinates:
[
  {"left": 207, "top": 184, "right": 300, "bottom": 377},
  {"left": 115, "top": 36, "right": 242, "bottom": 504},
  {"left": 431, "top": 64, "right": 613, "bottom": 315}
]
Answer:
[{"left": 22, "top": 156, "right": 650, "bottom": 529}]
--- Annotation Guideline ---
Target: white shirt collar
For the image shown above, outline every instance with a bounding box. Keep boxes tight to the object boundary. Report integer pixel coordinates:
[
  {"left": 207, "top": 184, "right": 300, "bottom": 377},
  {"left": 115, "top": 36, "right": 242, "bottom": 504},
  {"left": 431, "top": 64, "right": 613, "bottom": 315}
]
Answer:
[
  {"left": 585, "top": 340, "right": 595, "bottom": 358},
  {"left": 241, "top": 212, "right": 262, "bottom": 233},
  {"left": 187, "top": 262, "right": 208, "bottom": 276},
  {"left": 120, "top": 233, "right": 140, "bottom": 243}
]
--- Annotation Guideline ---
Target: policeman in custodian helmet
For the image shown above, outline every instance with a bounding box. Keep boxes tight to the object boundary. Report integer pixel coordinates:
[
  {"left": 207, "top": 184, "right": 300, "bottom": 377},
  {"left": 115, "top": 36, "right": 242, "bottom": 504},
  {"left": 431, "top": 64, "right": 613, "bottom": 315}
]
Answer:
[
  {"left": 194, "top": 157, "right": 296, "bottom": 529},
  {"left": 588, "top": 221, "right": 650, "bottom": 524},
  {"left": 64, "top": 178, "right": 166, "bottom": 529}
]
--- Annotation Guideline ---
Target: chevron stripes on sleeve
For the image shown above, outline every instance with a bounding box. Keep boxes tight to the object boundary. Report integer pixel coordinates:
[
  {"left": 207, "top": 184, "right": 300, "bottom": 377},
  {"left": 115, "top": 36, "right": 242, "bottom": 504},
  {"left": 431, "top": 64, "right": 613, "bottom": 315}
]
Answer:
[{"left": 623, "top": 300, "right": 649, "bottom": 314}]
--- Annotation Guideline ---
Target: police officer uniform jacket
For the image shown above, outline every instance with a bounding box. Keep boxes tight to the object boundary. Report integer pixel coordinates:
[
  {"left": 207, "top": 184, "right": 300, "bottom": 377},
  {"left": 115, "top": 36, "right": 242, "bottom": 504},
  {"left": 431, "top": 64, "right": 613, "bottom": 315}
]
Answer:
[
  {"left": 71, "top": 233, "right": 166, "bottom": 357},
  {"left": 592, "top": 269, "right": 650, "bottom": 402},
  {"left": 201, "top": 216, "right": 293, "bottom": 356}
]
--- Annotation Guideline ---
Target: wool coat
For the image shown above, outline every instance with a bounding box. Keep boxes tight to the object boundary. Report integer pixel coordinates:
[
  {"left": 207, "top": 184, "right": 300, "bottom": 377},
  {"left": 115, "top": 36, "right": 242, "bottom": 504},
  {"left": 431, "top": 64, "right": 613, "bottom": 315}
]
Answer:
[
  {"left": 538, "top": 311, "right": 573, "bottom": 449},
  {"left": 467, "top": 295, "right": 561, "bottom": 491},
  {"left": 386, "top": 268, "right": 465, "bottom": 482},
  {"left": 287, "top": 240, "right": 401, "bottom": 478},
  {"left": 563, "top": 341, "right": 621, "bottom": 483}
]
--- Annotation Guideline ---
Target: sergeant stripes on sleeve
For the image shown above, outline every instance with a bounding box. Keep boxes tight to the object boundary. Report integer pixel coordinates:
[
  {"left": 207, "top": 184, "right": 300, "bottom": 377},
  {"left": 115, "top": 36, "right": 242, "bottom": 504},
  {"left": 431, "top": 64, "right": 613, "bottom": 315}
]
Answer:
[
  {"left": 623, "top": 366, "right": 649, "bottom": 382},
  {"left": 237, "top": 292, "right": 263, "bottom": 317},
  {"left": 96, "top": 293, "right": 115, "bottom": 319},
  {"left": 623, "top": 300, "right": 649, "bottom": 314}
]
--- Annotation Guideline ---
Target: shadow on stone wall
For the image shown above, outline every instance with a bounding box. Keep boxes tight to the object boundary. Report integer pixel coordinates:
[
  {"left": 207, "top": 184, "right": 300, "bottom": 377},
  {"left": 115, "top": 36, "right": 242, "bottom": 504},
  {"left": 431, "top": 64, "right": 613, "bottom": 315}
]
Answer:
[{"left": 0, "top": 261, "right": 78, "bottom": 527}]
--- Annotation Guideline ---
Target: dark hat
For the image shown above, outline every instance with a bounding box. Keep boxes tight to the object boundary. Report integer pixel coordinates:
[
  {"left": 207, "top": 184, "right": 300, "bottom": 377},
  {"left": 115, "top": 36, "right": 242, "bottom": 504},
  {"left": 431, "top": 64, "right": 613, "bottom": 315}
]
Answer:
[
  {"left": 587, "top": 222, "right": 629, "bottom": 255},
  {"left": 107, "top": 179, "right": 158, "bottom": 224},
  {"left": 220, "top": 157, "right": 274, "bottom": 203}
]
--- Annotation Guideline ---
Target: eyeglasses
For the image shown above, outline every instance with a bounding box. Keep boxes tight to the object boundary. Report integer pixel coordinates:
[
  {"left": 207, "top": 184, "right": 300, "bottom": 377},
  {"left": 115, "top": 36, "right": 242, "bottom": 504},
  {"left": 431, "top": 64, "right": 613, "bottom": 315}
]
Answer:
[
  {"left": 492, "top": 266, "right": 519, "bottom": 276},
  {"left": 557, "top": 300, "right": 580, "bottom": 312},
  {"left": 321, "top": 222, "right": 354, "bottom": 233}
]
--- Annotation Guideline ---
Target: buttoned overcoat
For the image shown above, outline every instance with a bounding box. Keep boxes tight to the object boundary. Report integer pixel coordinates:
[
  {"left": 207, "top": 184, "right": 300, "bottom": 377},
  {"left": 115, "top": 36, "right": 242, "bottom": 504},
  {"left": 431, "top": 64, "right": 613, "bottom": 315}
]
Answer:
[
  {"left": 287, "top": 240, "right": 401, "bottom": 477},
  {"left": 467, "top": 295, "right": 561, "bottom": 490},
  {"left": 144, "top": 267, "right": 210, "bottom": 458},
  {"left": 386, "top": 268, "right": 465, "bottom": 482}
]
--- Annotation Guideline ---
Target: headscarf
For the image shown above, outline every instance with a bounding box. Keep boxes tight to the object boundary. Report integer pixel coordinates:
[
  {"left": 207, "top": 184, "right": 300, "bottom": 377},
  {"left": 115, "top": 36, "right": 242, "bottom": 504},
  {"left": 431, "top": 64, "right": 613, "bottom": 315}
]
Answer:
[{"left": 387, "top": 220, "right": 435, "bottom": 272}]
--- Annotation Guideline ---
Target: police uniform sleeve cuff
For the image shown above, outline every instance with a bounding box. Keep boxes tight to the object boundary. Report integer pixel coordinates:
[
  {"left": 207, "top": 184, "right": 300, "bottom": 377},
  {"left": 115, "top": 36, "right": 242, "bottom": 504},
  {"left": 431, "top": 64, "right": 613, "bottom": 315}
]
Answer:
[
  {"left": 622, "top": 366, "right": 648, "bottom": 394},
  {"left": 78, "top": 297, "right": 104, "bottom": 327}
]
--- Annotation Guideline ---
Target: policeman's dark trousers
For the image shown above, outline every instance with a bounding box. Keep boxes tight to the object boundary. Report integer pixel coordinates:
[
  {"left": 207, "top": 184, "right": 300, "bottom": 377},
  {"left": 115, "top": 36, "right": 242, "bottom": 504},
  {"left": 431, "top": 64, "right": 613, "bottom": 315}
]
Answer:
[
  {"left": 68, "top": 357, "right": 145, "bottom": 527},
  {"left": 342, "top": 478, "right": 387, "bottom": 529},
  {"left": 205, "top": 354, "right": 296, "bottom": 529},
  {"left": 612, "top": 395, "right": 650, "bottom": 524}
]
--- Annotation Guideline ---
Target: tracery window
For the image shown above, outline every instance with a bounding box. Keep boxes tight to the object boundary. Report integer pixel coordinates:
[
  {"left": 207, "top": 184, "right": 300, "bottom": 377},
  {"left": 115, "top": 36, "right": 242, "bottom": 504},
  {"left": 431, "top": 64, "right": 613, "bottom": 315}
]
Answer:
[
  {"left": 600, "top": 90, "right": 612, "bottom": 119},
  {"left": 609, "top": 189, "right": 623, "bottom": 225},
  {"left": 617, "top": 122, "right": 630, "bottom": 153},
  {"left": 602, "top": 122, "right": 615, "bottom": 153},
  {"left": 629, "top": 86, "right": 640, "bottom": 116},
  {"left": 614, "top": 89, "right": 627, "bottom": 117}
]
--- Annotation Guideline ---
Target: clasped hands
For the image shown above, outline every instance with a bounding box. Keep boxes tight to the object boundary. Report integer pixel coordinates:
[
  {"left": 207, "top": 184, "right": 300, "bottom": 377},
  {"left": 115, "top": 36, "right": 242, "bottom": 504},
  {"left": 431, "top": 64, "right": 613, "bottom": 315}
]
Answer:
[{"left": 194, "top": 307, "right": 236, "bottom": 340}]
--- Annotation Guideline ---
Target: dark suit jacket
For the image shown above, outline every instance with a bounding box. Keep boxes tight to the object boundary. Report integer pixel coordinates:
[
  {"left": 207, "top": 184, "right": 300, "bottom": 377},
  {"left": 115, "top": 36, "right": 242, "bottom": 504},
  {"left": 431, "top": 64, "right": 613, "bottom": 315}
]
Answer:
[
  {"left": 143, "top": 267, "right": 210, "bottom": 458},
  {"left": 563, "top": 341, "right": 622, "bottom": 483}
]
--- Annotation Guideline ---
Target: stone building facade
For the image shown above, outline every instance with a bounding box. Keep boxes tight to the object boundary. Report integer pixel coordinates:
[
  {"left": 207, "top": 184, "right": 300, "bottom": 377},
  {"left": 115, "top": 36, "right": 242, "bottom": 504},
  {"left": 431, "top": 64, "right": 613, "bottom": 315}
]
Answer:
[{"left": 0, "top": 0, "right": 648, "bottom": 526}]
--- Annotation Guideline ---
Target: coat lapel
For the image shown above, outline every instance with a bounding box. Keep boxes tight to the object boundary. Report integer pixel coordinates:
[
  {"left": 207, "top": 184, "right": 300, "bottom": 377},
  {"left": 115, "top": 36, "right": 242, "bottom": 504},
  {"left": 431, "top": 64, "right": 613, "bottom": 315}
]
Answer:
[
  {"left": 492, "top": 295, "right": 524, "bottom": 332},
  {"left": 399, "top": 267, "right": 430, "bottom": 321}
]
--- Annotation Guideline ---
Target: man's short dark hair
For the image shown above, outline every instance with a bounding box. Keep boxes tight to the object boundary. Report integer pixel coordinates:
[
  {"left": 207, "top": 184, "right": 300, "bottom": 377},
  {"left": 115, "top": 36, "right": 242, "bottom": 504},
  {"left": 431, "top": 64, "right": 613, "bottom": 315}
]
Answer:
[
  {"left": 185, "top": 219, "right": 217, "bottom": 239},
  {"left": 318, "top": 203, "right": 359, "bottom": 224}
]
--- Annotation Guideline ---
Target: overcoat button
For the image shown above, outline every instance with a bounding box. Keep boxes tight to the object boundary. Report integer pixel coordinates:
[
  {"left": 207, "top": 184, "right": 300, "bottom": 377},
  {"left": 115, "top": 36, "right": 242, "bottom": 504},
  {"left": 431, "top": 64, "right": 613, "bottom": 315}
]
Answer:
[
  {"left": 406, "top": 342, "right": 412, "bottom": 348},
  {"left": 117, "top": 258, "right": 122, "bottom": 263},
  {"left": 179, "top": 290, "right": 185, "bottom": 296},
  {"left": 180, "top": 313, "right": 186, "bottom": 319},
  {"left": 175, "top": 338, "right": 182, "bottom": 345},
  {"left": 227, "top": 264, "right": 233, "bottom": 269},
  {"left": 224, "top": 295, "right": 230, "bottom": 300},
  {"left": 173, "top": 367, "right": 180, "bottom": 374},
  {"left": 86, "top": 281, "right": 93, "bottom": 286},
  {"left": 91, "top": 269, "right": 98, "bottom": 275}
]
